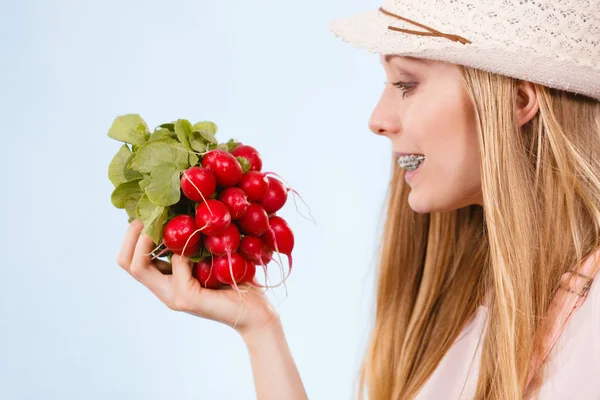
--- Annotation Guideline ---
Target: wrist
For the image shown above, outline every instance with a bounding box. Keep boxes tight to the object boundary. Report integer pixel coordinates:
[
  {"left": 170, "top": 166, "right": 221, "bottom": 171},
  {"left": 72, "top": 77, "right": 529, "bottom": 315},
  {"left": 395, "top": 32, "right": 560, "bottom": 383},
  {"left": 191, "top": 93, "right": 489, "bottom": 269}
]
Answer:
[{"left": 239, "top": 313, "right": 283, "bottom": 344}]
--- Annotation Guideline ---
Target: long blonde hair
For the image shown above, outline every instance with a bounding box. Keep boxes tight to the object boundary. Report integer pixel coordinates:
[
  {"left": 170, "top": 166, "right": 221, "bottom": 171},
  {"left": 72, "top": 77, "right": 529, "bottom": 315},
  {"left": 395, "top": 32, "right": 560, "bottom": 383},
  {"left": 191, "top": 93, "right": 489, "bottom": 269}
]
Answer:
[{"left": 357, "top": 65, "right": 600, "bottom": 400}]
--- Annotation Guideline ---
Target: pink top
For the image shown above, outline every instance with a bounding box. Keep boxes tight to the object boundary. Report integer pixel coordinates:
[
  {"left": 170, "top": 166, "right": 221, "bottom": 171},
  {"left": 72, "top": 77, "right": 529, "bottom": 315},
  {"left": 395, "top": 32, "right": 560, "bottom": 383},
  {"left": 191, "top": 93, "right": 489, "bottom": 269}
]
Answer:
[{"left": 415, "top": 251, "right": 600, "bottom": 399}]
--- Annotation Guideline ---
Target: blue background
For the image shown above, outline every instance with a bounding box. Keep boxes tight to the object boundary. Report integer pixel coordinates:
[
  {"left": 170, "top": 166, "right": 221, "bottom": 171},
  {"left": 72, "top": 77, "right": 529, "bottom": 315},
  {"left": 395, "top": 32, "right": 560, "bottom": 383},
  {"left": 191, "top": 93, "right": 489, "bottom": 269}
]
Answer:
[{"left": 0, "top": 1, "right": 393, "bottom": 398}]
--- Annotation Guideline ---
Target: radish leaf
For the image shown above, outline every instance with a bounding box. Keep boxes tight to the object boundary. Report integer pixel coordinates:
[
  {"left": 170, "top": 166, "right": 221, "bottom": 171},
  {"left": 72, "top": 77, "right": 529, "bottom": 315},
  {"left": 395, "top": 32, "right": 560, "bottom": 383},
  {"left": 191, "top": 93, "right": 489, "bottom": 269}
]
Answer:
[
  {"left": 149, "top": 128, "right": 173, "bottom": 142},
  {"left": 141, "top": 164, "right": 182, "bottom": 206},
  {"left": 175, "top": 119, "right": 193, "bottom": 150},
  {"left": 189, "top": 153, "right": 199, "bottom": 167},
  {"left": 198, "top": 130, "right": 217, "bottom": 144},
  {"left": 237, "top": 156, "right": 251, "bottom": 173},
  {"left": 124, "top": 193, "right": 143, "bottom": 222},
  {"left": 108, "top": 114, "right": 150, "bottom": 146},
  {"left": 111, "top": 179, "right": 143, "bottom": 209},
  {"left": 189, "top": 131, "right": 207, "bottom": 153},
  {"left": 128, "top": 138, "right": 189, "bottom": 173},
  {"left": 159, "top": 123, "right": 175, "bottom": 131},
  {"left": 226, "top": 139, "right": 240, "bottom": 152},
  {"left": 136, "top": 194, "right": 168, "bottom": 243},
  {"left": 109, "top": 145, "right": 142, "bottom": 187},
  {"left": 193, "top": 121, "right": 218, "bottom": 144},
  {"left": 193, "top": 121, "right": 217, "bottom": 135}
]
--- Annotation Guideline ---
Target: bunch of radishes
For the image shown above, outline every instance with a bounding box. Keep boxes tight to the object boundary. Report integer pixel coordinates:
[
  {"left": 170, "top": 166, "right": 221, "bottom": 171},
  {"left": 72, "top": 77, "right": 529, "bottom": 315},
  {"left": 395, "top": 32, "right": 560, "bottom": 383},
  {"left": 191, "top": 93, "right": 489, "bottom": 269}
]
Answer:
[{"left": 108, "top": 114, "right": 294, "bottom": 291}]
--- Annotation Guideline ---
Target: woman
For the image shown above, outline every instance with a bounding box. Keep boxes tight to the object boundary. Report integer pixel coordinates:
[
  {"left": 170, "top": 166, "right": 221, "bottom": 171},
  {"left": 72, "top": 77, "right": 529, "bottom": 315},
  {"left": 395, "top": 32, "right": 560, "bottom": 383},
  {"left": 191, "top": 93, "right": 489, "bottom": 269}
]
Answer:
[{"left": 116, "top": 0, "right": 600, "bottom": 399}]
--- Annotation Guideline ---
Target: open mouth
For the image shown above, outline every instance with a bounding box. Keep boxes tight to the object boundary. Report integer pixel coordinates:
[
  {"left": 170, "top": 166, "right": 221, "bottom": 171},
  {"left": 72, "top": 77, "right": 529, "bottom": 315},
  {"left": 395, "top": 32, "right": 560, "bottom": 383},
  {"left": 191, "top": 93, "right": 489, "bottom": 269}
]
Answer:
[{"left": 397, "top": 154, "right": 425, "bottom": 171}]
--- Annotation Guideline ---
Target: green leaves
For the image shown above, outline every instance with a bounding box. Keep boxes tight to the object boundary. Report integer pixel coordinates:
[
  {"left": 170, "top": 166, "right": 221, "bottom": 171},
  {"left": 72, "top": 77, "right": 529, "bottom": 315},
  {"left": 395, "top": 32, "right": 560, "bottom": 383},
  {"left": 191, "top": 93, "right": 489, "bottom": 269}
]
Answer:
[
  {"left": 108, "top": 114, "right": 150, "bottom": 146},
  {"left": 189, "top": 153, "right": 199, "bottom": 167},
  {"left": 128, "top": 138, "right": 189, "bottom": 174},
  {"left": 111, "top": 180, "right": 144, "bottom": 222},
  {"left": 111, "top": 179, "right": 143, "bottom": 208},
  {"left": 149, "top": 128, "right": 174, "bottom": 142},
  {"left": 190, "top": 247, "right": 212, "bottom": 263},
  {"left": 226, "top": 139, "right": 240, "bottom": 152},
  {"left": 237, "top": 156, "right": 251, "bottom": 174},
  {"left": 175, "top": 119, "right": 193, "bottom": 150},
  {"left": 140, "top": 164, "right": 182, "bottom": 206},
  {"left": 189, "top": 131, "right": 207, "bottom": 153},
  {"left": 135, "top": 194, "right": 169, "bottom": 244},
  {"left": 108, "top": 115, "right": 244, "bottom": 246},
  {"left": 108, "top": 145, "right": 142, "bottom": 187},
  {"left": 193, "top": 121, "right": 218, "bottom": 145},
  {"left": 193, "top": 121, "right": 217, "bottom": 135}
]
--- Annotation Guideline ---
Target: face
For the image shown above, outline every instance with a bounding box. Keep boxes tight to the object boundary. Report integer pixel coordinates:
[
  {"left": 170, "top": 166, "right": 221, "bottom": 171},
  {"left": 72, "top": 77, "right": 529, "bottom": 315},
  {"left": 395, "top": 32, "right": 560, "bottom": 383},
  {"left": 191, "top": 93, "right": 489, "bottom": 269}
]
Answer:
[{"left": 369, "top": 55, "right": 483, "bottom": 213}]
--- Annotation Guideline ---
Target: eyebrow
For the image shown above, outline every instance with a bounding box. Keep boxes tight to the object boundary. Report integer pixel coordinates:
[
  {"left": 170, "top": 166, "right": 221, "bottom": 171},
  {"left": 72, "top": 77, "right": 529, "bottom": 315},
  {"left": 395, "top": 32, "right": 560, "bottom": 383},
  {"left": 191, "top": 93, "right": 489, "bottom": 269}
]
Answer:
[{"left": 382, "top": 55, "right": 431, "bottom": 66}]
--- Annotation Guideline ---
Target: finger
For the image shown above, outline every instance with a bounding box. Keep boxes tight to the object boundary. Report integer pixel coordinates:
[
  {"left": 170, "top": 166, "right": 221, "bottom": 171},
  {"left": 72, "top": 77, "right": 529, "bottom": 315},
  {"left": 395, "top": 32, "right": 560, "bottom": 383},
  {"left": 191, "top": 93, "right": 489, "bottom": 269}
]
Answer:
[
  {"left": 172, "top": 254, "right": 206, "bottom": 312},
  {"left": 130, "top": 233, "right": 172, "bottom": 304},
  {"left": 171, "top": 254, "right": 195, "bottom": 293},
  {"left": 117, "top": 220, "right": 144, "bottom": 273}
]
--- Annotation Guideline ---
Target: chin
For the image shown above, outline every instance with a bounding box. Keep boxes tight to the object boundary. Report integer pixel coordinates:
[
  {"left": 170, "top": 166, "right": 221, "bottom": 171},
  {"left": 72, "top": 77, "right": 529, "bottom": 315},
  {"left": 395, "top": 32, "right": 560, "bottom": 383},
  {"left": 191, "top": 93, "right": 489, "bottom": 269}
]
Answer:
[
  {"left": 407, "top": 191, "right": 434, "bottom": 214},
  {"left": 407, "top": 191, "right": 460, "bottom": 214}
]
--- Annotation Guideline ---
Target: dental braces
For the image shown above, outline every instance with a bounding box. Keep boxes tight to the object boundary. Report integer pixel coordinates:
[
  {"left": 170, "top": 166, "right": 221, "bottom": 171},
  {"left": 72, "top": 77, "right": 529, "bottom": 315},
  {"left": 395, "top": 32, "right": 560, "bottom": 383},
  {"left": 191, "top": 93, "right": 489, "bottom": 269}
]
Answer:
[{"left": 397, "top": 154, "right": 425, "bottom": 171}]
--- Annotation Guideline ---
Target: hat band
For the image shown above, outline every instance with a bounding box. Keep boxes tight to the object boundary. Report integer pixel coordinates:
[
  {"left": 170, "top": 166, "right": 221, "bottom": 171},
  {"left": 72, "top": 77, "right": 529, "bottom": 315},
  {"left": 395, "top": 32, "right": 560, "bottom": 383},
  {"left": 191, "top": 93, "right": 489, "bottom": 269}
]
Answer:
[{"left": 378, "top": 7, "right": 472, "bottom": 45}]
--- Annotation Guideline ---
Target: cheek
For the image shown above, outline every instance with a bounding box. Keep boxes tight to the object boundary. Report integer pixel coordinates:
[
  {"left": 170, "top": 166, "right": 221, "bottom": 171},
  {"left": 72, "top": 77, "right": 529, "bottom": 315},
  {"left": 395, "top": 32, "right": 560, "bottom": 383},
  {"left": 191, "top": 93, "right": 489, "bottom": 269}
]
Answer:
[
  {"left": 422, "top": 91, "right": 479, "bottom": 177},
  {"left": 418, "top": 107, "right": 481, "bottom": 205}
]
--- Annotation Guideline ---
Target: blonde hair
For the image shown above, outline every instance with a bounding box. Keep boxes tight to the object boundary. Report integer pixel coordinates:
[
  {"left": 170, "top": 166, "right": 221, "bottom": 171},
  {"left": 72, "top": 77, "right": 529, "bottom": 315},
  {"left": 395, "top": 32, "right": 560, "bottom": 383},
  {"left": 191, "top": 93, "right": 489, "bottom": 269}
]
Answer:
[{"left": 357, "top": 66, "right": 600, "bottom": 400}]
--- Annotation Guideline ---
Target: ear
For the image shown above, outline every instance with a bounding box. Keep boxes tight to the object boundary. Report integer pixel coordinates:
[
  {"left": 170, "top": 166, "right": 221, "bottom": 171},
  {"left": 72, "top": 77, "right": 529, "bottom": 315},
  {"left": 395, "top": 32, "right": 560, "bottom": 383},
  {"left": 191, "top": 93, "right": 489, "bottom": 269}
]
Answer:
[{"left": 516, "top": 81, "right": 540, "bottom": 127}]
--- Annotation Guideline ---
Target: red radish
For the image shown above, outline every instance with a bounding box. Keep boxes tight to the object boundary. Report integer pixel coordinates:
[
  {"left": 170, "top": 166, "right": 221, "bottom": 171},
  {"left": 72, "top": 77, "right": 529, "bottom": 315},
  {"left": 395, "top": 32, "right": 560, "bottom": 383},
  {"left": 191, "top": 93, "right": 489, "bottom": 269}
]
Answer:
[
  {"left": 162, "top": 215, "right": 202, "bottom": 256},
  {"left": 213, "top": 253, "right": 247, "bottom": 285},
  {"left": 218, "top": 187, "right": 250, "bottom": 220},
  {"left": 181, "top": 167, "right": 216, "bottom": 202},
  {"left": 263, "top": 215, "right": 294, "bottom": 278},
  {"left": 231, "top": 145, "right": 263, "bottom": 171},
  {"left": 201, "top": 150, "right": 243, "bottom": 187},
  {"left": 261, "top": 176, "right": 288, "bottom": 214},
  {"left": 239, "top": 236, "right": 264, "bottom": 263},
  {"left": 238, "top": 171, "right": 268, "bottom": 202},
  {"left": 193, "top": 260, "right": 221, "bottom": 289},
  {"left": 237, "top": 203, "right": 269, "bottom": 236},
  {"left": 204, "top": 223, "right": 241, "bottom": 256},
  {"left": 240, "top": 236, "right": 273, "bottom": 264},
  {"left": 241, "top": 262, "right": 256, "bottom": 283},
  {"left": 263, "top": 216, "right": 294, "bottom": 255},
  {"left": 240, "top": 235, "right": 273, "bottom": 263},
  {"left": 195, "top": 199, "right": 231, "bottom": 236}
]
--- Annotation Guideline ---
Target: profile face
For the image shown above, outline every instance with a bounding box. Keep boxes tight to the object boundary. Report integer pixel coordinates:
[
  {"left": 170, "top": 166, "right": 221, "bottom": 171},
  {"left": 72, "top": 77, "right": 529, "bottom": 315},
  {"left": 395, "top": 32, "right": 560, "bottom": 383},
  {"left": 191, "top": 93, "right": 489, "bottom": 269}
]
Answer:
[{"left": 369, "top": 55, "right": 483, "bottom": 212}]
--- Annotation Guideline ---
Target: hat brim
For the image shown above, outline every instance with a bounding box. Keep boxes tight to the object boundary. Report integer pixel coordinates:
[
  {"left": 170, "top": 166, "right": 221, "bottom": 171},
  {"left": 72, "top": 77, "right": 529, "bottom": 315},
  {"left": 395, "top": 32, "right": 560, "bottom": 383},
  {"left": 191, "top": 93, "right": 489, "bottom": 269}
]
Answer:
[
  {"left": 328, "top": 9, "right": 465, "bottom": 57},
  {"left": 329, "top": 8, "right": 600, "bottom": 101}
]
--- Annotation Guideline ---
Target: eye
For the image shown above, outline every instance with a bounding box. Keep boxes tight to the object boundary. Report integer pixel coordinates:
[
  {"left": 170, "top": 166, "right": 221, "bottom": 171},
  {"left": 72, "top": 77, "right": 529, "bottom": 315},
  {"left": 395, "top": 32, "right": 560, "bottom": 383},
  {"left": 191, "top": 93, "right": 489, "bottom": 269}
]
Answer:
[{"left": 391, "top": 80, "right": 417, "bottom": 99}]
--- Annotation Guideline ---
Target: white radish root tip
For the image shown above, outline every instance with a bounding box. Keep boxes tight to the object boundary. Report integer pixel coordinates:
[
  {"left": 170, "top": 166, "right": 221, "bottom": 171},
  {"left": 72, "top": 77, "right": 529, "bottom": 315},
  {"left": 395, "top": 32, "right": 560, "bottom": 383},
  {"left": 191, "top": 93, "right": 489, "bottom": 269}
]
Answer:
[
  {"left": 263, "top": 171, "right": 316, "bottom": 224},
  {"left": 146, "top": 241, "right": 166, "bottom": 258},
  {"left": 290, "top": 189, "right": 317, "bottom": 225}
]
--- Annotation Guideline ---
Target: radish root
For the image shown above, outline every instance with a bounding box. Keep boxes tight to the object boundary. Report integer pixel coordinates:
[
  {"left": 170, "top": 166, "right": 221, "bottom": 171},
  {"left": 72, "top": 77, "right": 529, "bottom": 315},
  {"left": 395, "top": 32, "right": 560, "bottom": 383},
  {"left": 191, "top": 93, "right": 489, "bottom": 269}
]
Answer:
[
  {"left": 262, "top": 171, "right": 317, "bottom": 224},
  {"left": 182, "top": 169, "right": 214, "bottom": 216}
]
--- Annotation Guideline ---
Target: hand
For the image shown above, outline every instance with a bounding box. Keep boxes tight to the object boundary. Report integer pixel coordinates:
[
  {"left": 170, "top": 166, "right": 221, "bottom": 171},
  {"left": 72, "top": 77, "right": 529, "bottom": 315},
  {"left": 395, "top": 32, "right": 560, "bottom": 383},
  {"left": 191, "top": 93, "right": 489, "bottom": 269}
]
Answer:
[{"left": 116, "top": 219, "right": 281, "bottom": 336}]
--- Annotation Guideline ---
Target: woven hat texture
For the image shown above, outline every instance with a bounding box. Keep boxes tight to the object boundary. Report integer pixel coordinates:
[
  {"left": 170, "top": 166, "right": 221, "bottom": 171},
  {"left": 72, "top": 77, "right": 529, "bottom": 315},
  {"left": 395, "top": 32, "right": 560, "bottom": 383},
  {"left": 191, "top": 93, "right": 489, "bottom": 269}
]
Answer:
[{"left": 330, "top": 0, "right": 600, "bottom": 101}]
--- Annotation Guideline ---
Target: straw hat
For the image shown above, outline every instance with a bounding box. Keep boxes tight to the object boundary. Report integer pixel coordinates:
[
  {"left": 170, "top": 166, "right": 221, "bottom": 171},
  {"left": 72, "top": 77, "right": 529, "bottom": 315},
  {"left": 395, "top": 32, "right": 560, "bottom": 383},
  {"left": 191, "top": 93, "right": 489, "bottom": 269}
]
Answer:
[{"left": 329, "top": 0, "right": 600, "bottom": 101}]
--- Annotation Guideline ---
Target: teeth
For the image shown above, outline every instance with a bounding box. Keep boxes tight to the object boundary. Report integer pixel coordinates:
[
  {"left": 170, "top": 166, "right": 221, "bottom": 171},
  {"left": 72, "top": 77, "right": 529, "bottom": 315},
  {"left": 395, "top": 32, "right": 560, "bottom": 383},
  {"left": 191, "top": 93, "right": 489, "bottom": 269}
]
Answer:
[{"left": 397, "top": 154, "right": 425, "bottom": 170}]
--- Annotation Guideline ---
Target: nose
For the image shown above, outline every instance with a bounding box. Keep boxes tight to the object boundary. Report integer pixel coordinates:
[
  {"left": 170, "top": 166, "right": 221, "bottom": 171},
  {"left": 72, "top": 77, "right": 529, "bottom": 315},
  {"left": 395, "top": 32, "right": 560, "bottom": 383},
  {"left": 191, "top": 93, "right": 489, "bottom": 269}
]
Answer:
[{"left": 368, "top": 94, "right": 400, "bottom": 138}]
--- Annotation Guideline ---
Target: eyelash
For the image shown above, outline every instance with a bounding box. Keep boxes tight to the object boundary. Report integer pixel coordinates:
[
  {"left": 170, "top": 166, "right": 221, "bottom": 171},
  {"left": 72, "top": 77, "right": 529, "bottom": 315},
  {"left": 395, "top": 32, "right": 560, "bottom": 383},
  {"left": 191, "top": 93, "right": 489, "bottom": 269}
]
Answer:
[{"left": 390, "top": 80, "right": 417, "bottom": 98}]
